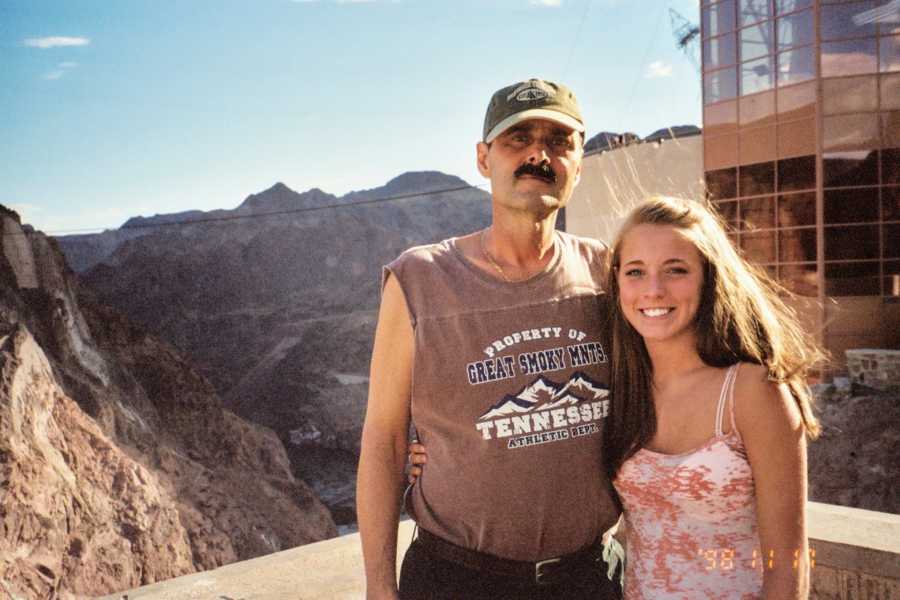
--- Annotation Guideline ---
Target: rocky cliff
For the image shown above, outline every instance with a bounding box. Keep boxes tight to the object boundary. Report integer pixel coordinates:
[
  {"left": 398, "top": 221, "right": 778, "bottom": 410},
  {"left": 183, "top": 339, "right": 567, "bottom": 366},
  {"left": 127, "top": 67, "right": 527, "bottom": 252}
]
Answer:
[
  {"left": 57, "top": 172, "right": 492, "bottom": 526},
  {"left": 0, "top": 207, "right": 336, "bottom": 599}
]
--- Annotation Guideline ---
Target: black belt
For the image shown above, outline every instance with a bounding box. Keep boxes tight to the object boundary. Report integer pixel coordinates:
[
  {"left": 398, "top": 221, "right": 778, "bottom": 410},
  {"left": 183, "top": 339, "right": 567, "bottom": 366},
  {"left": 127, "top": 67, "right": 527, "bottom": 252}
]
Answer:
[{"left": 415, "top": 528, "right": 604, "bottom": 586}]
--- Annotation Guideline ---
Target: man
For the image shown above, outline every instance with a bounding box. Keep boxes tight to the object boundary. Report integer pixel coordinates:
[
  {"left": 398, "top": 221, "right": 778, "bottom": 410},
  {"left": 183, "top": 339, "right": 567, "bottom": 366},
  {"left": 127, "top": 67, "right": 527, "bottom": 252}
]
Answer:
[{"left": 357, "top": 79, "right": 621, "bottom": 600}]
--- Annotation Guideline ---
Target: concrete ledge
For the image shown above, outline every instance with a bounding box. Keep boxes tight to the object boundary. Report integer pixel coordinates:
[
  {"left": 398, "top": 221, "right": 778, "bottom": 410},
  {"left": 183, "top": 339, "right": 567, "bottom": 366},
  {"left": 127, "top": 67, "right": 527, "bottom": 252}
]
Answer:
[
  {"left": 96, "top": 521, "right": 416, "bottom": 600},
  {"left": 101, "top": 505, "right": 900, "bottom": 600}
]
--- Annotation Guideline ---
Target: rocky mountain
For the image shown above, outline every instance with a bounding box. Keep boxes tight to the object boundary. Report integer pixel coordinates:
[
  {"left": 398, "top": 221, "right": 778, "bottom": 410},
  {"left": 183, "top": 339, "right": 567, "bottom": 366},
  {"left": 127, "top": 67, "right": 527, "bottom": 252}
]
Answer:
[
  {"left": 583, "top": 125, "right": 702, "bottom": 154},
  {"left": 57, "top": 171, "right": 492, "bottom": 526},
  {"left": 0, "top": 207, "right": 336, "bottom": 599}
]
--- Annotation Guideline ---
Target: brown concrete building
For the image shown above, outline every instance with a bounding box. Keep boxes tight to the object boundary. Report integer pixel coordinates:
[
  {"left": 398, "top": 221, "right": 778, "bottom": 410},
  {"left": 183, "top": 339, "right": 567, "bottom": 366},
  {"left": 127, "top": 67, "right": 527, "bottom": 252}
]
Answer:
[{"left": 702, "top": 0, "right": 899, "bottom": 361}]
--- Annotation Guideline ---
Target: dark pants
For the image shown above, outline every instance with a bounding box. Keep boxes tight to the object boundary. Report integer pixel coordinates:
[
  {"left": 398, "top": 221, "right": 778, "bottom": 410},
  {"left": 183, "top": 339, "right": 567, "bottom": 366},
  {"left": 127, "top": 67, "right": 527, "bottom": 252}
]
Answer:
[{"left": 399, "top": 538, "right": 622, "bottom": 600}]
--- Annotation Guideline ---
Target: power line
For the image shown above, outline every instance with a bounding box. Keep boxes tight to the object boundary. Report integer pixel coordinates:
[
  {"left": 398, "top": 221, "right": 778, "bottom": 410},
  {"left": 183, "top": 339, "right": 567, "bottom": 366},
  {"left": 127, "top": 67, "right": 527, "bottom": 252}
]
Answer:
[
  {"left": 563, "top": 0, "right": 594, "bottom": 79},
  {"left": 4, "top": 182, "right": 490, "bottom": 238}
]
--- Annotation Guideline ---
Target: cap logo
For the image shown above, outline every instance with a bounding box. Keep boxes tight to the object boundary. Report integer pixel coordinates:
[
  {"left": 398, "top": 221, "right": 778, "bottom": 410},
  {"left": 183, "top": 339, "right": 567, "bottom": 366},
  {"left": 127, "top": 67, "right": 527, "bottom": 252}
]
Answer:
[{"left": 507, "top": 81, "right": 556, "bottom": 103}]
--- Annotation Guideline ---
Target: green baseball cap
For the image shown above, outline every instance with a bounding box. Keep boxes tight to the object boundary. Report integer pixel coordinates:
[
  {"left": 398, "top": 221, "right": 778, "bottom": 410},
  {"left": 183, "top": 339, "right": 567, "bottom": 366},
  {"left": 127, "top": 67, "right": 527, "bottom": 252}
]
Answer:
[{"left": 482, "top": 78, "right": 585, "bottom": 143}]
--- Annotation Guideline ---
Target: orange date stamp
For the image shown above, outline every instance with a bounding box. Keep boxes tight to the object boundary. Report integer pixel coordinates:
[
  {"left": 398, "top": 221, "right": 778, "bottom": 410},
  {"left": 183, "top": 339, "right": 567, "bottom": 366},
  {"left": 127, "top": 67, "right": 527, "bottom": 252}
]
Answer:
[{"left": 697, "top": 548, "right": 816, "bottom": 571}]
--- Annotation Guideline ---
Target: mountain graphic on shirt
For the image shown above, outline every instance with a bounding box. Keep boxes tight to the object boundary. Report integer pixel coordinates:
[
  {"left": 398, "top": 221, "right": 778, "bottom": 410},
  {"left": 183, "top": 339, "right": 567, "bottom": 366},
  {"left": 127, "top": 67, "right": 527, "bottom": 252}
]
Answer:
[{"left": 477, "top": 372, "right": 609, "bottom": 421}]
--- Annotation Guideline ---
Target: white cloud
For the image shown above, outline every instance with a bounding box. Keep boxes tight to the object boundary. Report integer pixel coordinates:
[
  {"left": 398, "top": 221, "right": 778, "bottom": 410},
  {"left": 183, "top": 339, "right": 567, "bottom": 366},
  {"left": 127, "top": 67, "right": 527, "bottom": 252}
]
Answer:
[
  {"left": 24, "top": 36, "right": 91, "bottom": 49},
  {"left": 335, "top": 0, "right": 377, "bottom": 3},
  {"left": 531, "top": 0, "right": 562, "bottom": 6},
  {"left": 43, "top": 71, "right": 65, "bottom": 80},
  {"left": 646, "top": 60, "right": 674, "bottom": 78},
  {"left": 291, "top": 0, "right": 321, "bottom": 2},
  {"left": 58, "top": 61, "right": 79, "bottom": 68}
]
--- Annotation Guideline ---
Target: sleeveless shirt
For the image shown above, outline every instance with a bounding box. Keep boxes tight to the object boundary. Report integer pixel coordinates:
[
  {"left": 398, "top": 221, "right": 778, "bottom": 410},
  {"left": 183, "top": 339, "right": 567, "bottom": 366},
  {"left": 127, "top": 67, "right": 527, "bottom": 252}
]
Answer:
[
  {"left": 386, "top": 231, "right": 620, "bottom": 562},
  {"left": 614, "top": 364, "right": 763, "bottom": 600}
]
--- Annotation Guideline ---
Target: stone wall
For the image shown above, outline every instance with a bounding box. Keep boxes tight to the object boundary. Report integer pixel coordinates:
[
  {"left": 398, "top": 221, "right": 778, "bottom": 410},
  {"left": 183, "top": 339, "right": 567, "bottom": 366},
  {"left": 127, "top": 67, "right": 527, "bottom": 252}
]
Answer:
[{"left": 846, "top": 349, "right": 900, "bottom": 393}]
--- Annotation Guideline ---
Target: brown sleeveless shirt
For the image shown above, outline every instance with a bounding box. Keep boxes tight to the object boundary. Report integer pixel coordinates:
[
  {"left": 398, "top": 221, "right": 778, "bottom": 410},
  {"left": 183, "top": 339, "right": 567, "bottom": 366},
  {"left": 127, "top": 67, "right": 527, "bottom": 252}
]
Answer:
[{"left": 386, "top": 231, "right": 620, "bottom": 562}]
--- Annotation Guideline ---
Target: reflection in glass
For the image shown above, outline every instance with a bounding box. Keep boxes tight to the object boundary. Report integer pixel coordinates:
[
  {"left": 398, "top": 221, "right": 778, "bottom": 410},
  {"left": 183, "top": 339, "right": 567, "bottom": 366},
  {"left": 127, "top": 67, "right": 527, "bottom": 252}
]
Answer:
[
  {"left": 882, "top": 35, "right": 900, "bottom": 73},
  {"left": 706, "top": 167, "right": 739, "bottom": 199},
  {"left": 741, "top": 56, "right": 775, "bottom": 94},
  {"left": 882, "top": 73, "right": 900, "bottom": 110},
  {"left": 824, "top": 150, "right": 879, "bottom": 187},
  {"left": 705, "top": 67, "right": 738, "bottom": 104},
  {"left": 704, "top": 34, "right": 737, "bottom": 70},
  {"left": 740, "top": 21, "right": 774, "bottom": 61},
  {"left": 884, "top": 185, "right": 900, "bottom": 220},
  {"left": 825, "top": 225, "right": 879, "bottom": 260},
  {"left": 886, "top": 224, "right": 900, "bottom": 258},
  {"left": 777, "top": 46, "right": 815, "bottom": 85},
  {"left": 777, "top": 117, "right": 816, "bottom": 158},
  {"left": 778, "top": 158, "right": 816, "bottom": 192},
  {"left": 779, "top": 228, "right": 816, "bottom": 262},
  {"left": 740, "top": 0, "right": 771, "bottom": 27},
  {"left": 776, "top": 0, "right": 813, "bottom": 15},
  {"left": 777, "top": 80, "right": 816, "bottom": 119},
  {"left": 777, "top": 11, "right": 813, "bottom": 50},
  {"left": 821, "top": 38, "right": 878, "bottom": 77},
  {"left": 823, "top": 113, "right": 880, "bottom": 151},
  {"left": 704, "top": 0, "right": 737, "bottom": 38},
  {"left": 883, "top": 148, "right": 900, "bottom": 184},
  {"left": 742, "top": 196, "right": 775, "bottom": 230},
  {"left": 822, "top": 76, "right": 878, "bottom": 115},
  {"left": 821, "top": 2, "right": 878, "bottom": 41},
  {"left": 883, "top": 112, "right": 900, "bottom": 149},
  {"left": 825, "top": 261, "right": 880, "bottom": 296},
  {"left": 740, "top": 91, "right": 775, "bottom": 126},
  {"left": 704, "top": 100, "right": 739, "bottom": 136},
  {"left": 741, "top": 231, "right": 777, "bottom": 262},
  {"left": 824, "top": 188, "right": 880, "bottom": 224},
  {"left": 740, "top": 125, "right": 777, "bottom": 164},
  {"left": 778, "top": 192, "right": 816, "bottom": 226},
  {"left": 714, "top": 200, "right": 739, "bottom": 227},
  {"left": 885, "top": 261, "right": 900, "bottom": 297},
  {"left": 779, "top": 263, "right": 818, "bottom": 296},
  {"left": 740, "top": 161, "right": 776, "bottom": 195},
  {"left": 705, "top": 134, "right": 740, "bottom": 170}
]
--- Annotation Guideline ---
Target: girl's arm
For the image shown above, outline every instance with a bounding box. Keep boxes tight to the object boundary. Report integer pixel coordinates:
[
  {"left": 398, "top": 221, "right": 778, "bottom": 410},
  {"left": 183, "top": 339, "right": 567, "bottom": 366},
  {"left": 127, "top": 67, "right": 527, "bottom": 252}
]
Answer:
[{"left": 735, "top": 363, "right": 810, "bottom": 600}]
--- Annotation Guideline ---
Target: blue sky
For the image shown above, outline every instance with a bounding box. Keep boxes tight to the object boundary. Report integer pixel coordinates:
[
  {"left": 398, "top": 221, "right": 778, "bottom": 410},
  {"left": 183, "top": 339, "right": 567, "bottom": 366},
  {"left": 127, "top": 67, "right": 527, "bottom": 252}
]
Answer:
[{"left": 1, "top": 0, "right": 702, "bottom": 234}]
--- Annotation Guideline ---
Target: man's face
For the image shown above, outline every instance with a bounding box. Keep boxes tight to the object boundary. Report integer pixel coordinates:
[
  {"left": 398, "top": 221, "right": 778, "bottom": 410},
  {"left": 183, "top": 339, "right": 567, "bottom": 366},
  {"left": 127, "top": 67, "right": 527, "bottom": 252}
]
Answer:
[{"left": 476, "top": 118, "right": 583, "bottom": 218}]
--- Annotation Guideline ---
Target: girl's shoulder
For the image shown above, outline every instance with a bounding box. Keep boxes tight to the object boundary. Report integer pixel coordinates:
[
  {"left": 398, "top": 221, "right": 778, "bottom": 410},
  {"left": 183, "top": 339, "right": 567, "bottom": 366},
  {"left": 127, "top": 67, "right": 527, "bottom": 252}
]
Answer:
[{"left": 732, "top": 362, "right": 803, "bottom": 437}]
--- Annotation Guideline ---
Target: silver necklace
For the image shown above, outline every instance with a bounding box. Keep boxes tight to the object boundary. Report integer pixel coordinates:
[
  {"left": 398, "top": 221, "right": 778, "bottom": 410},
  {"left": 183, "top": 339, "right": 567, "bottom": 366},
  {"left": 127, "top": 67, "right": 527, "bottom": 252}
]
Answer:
[{"left": 480, "top": 228, "right": 512, "bottom": 282}]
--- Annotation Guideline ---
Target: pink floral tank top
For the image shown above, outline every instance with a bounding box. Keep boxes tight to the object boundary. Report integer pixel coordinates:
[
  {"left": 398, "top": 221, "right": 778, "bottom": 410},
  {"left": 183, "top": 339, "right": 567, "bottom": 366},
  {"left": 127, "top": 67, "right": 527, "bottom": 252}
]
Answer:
[{"left": 614, "top": 364, "right": 763, "bottom": 599}]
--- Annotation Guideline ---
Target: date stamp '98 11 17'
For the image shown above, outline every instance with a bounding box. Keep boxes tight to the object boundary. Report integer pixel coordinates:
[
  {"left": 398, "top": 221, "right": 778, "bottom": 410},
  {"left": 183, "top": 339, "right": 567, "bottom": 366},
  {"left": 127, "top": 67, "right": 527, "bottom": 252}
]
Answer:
[{"left": 697, "top": 548, "right": 817, "bottom": 571}]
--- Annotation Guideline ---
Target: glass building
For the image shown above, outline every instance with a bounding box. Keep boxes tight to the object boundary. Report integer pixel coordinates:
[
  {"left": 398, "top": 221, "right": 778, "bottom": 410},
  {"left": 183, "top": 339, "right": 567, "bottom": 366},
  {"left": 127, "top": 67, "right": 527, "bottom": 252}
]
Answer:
[{"left": 701, "top": 0, "right": 900, "bottom": 359}]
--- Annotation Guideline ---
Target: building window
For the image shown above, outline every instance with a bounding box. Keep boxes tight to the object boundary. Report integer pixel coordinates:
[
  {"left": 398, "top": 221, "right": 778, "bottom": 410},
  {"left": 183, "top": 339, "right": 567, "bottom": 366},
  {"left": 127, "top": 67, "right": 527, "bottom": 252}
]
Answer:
[
  {"left": 776, "top": 0, "right": 812, "bottom": 14},
  {"left": 706, "top": 167, "right": 739, "bottom": 199},
  {"left": 705, "top": 67, "right": 739, "bottom": 104},
  {"left": 823, "top": 75, "right": 878, "bottom": 114},
  {"left": 740, "top": 20, "right": 774, "bottom": 61},
  {"left": 704, "top": 34, "right": 738, "bottom": 70},
  {"left": 740, "top": 160, "right": 776, "bottom": 195},
  {"left": 881, "top": 34, "right": 900, "bottom": 73},
  {"left": 822, "top": 38, "right": 878, "bottom": 77},
  {"left": 778, "top": 193, "right": 817, "bottom": 228},
  {"left": 825, "top": 261, "right": 881, "bottom": 296},
  {"left": 779, "top": 227, "right": 817, "bottom": 262},
  {"left": 742, "top": 56, "right": 776, "bottom": 94},
  {"left": 823, "top": 113, "right": 880, "bottom": 151},
  {"left": 777, "top": 80, "right": 816, "bottom": 119},
  {"left": 824, "top": 150, "right": 879, "bottom": 187},
  {"left": 824, "top": 187, "right": 880, "bottom": 224},
  {"left": 821, "top": 2, "right": 879, "bottom": 42},
  {"left": 882, "top": 73, "right": 900, "bottom": 110},
  {"left": 740, "top": 0, "right": 772, "bottom": 28},
  {"left": 704, "top": 0, "right": 737, "bottom": 38},
  {"left": 778, "top": 45, "right": 816, "bottom": 85},
  {"left": 777, "top": 10, "right": 814, "bottom": 50},
  {"left": 825, "top": 225, "right": 879, "bottom": 260},
  {"left": 777, "top": 157, "right": 816, "bottom": 191}
]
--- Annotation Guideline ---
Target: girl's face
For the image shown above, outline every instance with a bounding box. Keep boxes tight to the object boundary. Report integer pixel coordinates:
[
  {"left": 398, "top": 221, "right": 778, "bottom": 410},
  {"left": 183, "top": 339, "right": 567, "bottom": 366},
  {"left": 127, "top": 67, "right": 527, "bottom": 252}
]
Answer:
[{"left": 616, "top": 224, "right": 705, "bottom": 348}]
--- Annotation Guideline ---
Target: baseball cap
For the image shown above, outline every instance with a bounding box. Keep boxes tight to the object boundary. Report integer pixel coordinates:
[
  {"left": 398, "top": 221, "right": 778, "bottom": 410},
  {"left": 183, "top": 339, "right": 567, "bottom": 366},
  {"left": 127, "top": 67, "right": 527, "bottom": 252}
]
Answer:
[{"left": 482, "top": 78, "right": 585, "bottom": 144}]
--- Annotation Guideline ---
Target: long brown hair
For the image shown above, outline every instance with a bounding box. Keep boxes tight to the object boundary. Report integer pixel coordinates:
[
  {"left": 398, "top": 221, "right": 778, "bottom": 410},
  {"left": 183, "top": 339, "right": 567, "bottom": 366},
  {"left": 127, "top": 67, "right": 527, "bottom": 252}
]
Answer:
[{"left": 603, "top": 196, "right": 823, "bottom": 479}]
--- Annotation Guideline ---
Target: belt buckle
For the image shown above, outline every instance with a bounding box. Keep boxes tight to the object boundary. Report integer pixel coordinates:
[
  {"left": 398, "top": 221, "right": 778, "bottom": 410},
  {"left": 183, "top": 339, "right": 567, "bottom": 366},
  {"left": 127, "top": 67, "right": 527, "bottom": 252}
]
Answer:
[{"left": 534, "top": 556, "right": 562, "bottom": 585}]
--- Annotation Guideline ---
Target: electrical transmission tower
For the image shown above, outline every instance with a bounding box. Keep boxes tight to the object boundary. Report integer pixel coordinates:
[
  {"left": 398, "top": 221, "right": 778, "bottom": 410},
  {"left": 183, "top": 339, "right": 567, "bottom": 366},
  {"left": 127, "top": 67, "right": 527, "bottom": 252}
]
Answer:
[{"left": 669, "top": 8, "right": 701, "bottom": 72}]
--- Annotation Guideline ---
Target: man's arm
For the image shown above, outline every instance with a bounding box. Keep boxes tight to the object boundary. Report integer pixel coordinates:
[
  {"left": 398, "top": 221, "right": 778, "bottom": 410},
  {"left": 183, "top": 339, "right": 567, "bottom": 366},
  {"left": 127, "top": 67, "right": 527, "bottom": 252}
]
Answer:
[{"left": 357, "top": 274, "right": 415, "bottom": 600}]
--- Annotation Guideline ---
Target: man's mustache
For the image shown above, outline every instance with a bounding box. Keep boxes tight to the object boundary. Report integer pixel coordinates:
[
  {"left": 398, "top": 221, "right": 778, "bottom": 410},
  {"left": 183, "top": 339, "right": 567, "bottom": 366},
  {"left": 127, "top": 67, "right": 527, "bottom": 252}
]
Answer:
[{"left": 514, "top": 162, "right": 557, "bottom": 182}]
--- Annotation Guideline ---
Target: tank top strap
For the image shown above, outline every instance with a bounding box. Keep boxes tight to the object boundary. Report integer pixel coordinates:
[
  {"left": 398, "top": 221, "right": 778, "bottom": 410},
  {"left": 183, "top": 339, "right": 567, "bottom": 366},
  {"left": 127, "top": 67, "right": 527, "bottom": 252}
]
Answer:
[{"left": 715, "top": 364, "right": 740, "bottom": 438}]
